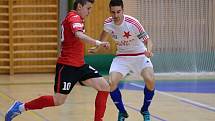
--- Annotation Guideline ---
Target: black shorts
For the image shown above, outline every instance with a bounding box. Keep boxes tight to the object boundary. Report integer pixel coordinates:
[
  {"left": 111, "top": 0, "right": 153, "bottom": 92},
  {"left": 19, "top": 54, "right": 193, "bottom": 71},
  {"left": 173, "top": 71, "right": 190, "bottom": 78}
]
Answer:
[{"left": 54, "top": 63, "right": 102, "bottom": 94}]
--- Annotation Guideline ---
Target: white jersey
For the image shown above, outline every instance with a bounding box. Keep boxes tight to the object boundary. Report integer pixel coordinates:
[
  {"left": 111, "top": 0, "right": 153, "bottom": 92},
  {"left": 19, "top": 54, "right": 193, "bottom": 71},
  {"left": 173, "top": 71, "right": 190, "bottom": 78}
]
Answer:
[{"left": 104, "top": 15, "right": 149, "bottom": 55}]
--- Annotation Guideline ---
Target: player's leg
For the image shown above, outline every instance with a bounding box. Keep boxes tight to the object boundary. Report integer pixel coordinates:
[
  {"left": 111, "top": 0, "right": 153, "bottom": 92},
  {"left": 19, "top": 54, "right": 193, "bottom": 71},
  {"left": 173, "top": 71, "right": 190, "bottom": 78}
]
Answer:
[
  {"left": 80, "top": 64, "right": 110, "bottom": 121},
  {"left": 140, "top": 67, "right": 155, "bottom": 121},
  {"left": 108, "top": 57, "right": 130, "bottom": 121},
  {"left": 5, "top": 63, "right": 74, "bottom": 121},
  {"left": 5, "top": 94, "right": 68, "bottom": 121},
  {"left": 109, "top": 72, "right": 128, "bottom": 121},
  {"left": 82, "top": 77, "right": 109, "bottom": 121}
]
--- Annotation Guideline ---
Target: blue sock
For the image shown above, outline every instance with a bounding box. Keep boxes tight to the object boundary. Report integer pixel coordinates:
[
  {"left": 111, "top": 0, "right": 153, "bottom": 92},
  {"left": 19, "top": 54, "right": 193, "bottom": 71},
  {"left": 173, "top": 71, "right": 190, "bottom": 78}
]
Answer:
[
  {"left": 141, "top": 87, "right": 155, "bottom": 112},
  {"left": 110, "top": 88, "right": 126, "bottom": 113}
]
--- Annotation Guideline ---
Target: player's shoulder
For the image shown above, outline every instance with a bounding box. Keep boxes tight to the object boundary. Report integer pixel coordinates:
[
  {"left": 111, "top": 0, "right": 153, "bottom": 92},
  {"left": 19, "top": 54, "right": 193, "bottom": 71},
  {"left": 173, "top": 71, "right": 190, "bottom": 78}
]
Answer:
[
  {"left": 104, "top": 17, "right": 113, "bottom": 25},
  {"left": 66, "top": 10, "right": 82, "bottom": 22},
  {"left": 124, "top": 14, "right": 140, "bottom": 23}
]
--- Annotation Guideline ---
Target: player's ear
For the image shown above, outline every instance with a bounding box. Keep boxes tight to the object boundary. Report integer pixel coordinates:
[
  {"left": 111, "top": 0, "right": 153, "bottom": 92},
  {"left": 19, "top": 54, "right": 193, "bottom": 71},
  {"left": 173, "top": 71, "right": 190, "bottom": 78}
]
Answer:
[
  {"left": 121, "top": 7, "right": 124, "bottom": 13},
  {"left": 77, "top": 3, "right": 82, "bottom": 10}
]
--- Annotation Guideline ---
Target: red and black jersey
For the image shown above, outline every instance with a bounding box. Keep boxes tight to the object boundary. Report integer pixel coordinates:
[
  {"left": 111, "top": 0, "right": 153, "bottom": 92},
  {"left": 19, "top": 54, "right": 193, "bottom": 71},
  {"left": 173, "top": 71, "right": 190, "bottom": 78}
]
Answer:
[{"left": 57, "top": 10, "right": 85, "bottom": 67}]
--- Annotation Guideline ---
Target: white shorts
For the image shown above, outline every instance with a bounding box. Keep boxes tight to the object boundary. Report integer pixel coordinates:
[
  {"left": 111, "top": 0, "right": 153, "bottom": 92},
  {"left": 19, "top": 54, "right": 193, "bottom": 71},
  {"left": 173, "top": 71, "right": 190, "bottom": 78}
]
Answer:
[{"left": 109, "top": 55, "right": 153, "bottom": 80}]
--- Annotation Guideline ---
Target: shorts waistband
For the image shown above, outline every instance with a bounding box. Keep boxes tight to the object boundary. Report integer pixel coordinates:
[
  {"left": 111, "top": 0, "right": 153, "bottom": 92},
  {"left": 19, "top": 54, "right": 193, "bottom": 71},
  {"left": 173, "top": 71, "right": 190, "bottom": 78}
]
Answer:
[{"left": 116, "top": 52, "right": 146, "bottom": 56}]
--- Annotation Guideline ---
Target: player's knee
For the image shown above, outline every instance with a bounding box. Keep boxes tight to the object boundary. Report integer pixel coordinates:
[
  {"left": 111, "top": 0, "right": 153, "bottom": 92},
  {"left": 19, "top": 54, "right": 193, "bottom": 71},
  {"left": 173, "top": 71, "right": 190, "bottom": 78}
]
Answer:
[
  {"left": 110, "top": 83, "right": 117, "bottom": 92},
  {"left": 145, "top": 74, "right": 155, "bottom": 81},
  {"left": 145, "top": 80, "right": 155, "bottom": 90},
  {"left": 100, "top": 84, "right": 110, "bottom": 92},
  {"left": 97, "top": 79, "right": 110, "bottom": 92},
  {"left": 147, "top": 84, "right": 155, "bottom": 91}
]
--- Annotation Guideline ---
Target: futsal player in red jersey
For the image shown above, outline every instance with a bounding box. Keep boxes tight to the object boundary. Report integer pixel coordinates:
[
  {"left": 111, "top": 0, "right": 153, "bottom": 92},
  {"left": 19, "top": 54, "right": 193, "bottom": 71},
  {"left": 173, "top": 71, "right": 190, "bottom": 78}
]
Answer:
[{"left": 5, "top": 0, "right": 110, "bottom": 121}]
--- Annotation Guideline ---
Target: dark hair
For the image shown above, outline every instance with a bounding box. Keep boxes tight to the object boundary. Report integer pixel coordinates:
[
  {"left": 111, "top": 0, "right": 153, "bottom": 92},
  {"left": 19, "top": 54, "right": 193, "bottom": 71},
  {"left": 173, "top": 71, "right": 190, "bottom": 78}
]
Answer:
[
  {"left": 73, "top": 0, "right": 95, "bottom": 10},
  {"left": 109, "top": 0, "right": 124, "bottom": 9}
]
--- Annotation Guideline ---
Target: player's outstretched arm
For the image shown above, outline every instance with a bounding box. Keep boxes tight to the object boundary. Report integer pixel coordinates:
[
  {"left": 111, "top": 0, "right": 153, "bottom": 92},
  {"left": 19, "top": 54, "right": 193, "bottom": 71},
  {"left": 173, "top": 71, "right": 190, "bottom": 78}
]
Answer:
[
  {"left": 88, "top": 30, "right": 110, "bottom": 53},
  {"left": 75, "top": 31, "right": 109, "bottom": 47}
]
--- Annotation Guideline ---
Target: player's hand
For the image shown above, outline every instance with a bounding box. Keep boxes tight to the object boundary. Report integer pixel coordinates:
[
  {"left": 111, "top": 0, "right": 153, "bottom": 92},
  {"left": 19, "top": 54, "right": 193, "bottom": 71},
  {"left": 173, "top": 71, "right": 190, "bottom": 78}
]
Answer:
[
  {"left": 145, "top": 51, "right": 153, "bottom": 58},
  {"left": 96, "top": 40, "right": 110, "bottom": 49},
  {"left": 100, "top": 41, "right": 110, "bottom": 49}
]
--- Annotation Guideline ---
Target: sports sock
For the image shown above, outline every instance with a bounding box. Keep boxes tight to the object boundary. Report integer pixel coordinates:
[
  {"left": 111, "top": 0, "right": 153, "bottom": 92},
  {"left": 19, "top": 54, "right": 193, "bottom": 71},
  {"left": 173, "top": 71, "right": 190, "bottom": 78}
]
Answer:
[
  {"left": 24, "top": 95, "right": 55, "bottom": 110},
  {"left": 94, "top": 91, "right": 109, "bottom": 121},
  {"left": 110, "top": 88, "right": 126, "bottom": 113},
  {"left": 141, "top": 87, "right": 155, "bottom": 112}
]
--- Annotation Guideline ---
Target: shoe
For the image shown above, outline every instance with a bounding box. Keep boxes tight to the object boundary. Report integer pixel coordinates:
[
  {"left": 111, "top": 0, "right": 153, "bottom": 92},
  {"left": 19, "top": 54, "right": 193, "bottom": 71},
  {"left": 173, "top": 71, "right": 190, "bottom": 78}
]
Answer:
[
  {"left": 117, "top": 111, "right": 129, "bottom": 121},
  {"left": 140, "top": 111, "right": 150, "bottom": 121},
  {"left": 5, "top": 101, "right": 23, "bottom": 121}
]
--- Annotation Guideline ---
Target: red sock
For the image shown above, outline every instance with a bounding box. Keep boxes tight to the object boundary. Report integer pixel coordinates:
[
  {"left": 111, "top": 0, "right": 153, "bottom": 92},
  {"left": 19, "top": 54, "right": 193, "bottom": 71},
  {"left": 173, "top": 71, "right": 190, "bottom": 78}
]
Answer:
[
  {"left": 24, "top": 95, "right": 55, "bottom": 110},
  {"left": 94, "top": 91, "right": 109, "bottom": 121}
]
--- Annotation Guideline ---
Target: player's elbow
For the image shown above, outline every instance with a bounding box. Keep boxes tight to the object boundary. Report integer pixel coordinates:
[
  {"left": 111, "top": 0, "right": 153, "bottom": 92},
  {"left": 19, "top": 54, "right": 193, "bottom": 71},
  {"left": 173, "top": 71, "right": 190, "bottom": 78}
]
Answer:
[{"left": 74, "top": 31, "right": 83, "bottom": 39}]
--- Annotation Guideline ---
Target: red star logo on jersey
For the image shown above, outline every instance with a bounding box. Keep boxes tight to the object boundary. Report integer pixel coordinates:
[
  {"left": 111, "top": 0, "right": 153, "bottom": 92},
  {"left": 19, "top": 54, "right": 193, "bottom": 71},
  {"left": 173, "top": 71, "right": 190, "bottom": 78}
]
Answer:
[{"left": 123, "top": 31, "right": 131, "bottom": 39}]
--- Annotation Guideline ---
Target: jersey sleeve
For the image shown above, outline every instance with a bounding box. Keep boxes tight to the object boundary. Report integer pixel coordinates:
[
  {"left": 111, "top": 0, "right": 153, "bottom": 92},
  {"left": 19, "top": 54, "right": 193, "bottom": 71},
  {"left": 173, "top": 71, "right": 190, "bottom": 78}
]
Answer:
[
  {"left": 103, "top": 24, "right": 112, "bottom": 33},
  {"left": 68, "top": 16, "right": 84, "bottom": 33},
  {"left": 137, "top": 29, "right": 150, "bottom": 43},
  {"left": 132, "top": 18, "right": 150, "bottom": 42},
  {"left": 103, "top": 17, "right": 113, "bottom": 34}
]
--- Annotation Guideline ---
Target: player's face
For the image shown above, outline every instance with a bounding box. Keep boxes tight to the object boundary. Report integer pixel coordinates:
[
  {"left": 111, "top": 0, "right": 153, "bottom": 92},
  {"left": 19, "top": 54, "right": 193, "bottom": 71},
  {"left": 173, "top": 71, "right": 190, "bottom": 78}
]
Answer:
[
  {"left": 78, "top": 2, "right": 93, "bottom": 19},
  {"left": 110, "top": 6, "right": 124, "bottom": 25}
]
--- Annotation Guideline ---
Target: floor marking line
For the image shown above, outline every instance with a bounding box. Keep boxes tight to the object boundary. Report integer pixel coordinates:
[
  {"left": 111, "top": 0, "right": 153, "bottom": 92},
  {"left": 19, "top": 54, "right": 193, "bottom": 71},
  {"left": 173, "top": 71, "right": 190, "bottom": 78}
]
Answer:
[
  {"left": 124, "top": 104, "right": 167, "bottom": 121},
  {"left": 129, "top": 83, "right": 215, "bottom": 112}
]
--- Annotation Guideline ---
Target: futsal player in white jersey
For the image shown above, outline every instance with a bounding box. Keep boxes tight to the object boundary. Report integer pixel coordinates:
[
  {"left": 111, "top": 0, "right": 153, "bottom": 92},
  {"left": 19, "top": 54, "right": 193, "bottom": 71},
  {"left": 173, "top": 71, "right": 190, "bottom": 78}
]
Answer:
[{"left": 89, "top": 0, "right": 155, "bottom": 121}]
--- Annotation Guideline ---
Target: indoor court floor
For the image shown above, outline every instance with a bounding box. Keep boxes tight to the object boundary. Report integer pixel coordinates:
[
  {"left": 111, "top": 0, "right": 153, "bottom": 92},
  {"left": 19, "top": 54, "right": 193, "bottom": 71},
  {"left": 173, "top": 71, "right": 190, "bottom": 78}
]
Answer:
[{"left": 0, "top": 74, "right": 214, "bottom": 121}]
